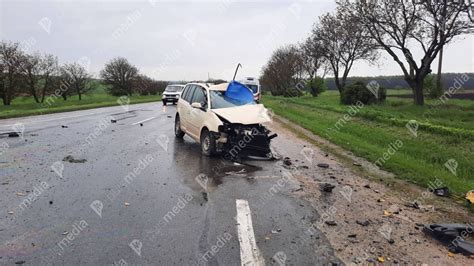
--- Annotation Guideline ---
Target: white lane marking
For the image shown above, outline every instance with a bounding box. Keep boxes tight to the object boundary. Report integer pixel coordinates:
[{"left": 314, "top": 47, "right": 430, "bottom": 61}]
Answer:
[
  {"left": 236, "top": 199, "right": 265, "bottom": 266},
  {"left": 131, "top": 117, "right": 156, "bottom": 125}
]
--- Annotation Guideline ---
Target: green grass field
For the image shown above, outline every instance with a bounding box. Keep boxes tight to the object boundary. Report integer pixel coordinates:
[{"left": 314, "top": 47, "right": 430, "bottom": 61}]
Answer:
[
  {"left": 263, "top": 91, "right": 474, "bottom": 196},
  {"left": 0, "top": 93, "right": 162, "bottom": 119}
]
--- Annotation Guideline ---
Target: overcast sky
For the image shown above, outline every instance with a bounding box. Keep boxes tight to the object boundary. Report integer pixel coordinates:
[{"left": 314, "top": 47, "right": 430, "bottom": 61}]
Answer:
[{"left": 1, "top": 0, "right": 473, "bottom": 81}]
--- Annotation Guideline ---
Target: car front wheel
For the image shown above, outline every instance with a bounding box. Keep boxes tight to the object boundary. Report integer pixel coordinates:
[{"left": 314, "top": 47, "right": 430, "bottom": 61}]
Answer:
[
  {"left": 200, "top": 129, "right": 216, "bottom": 156},
  {"left": 175, "top": 115, "right": 185, "bottom": 138}
]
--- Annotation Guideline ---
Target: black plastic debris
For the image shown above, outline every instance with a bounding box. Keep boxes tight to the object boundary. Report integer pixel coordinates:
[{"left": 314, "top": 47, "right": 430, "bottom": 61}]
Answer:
[
  {"left": 317, "top": 163, "right": 329, "bottom": 168},
  {"left": 111, "top": 119, "right": 117, "bottom": 123},
  {"left": 325, "top": 220, "right": 337, "bottom": 226},
  {"left": 423, "top": 224, "right": 474, "bottom": 256},
  {"left": 433, "top": 187, "right": 450, "bottom": 197},
  {"left": 63, "top": 155, "right": 87, "bottom": 163},
  {"left": 61, "top": 125, "right": 68, "bottom": 128},
  {"left": 356, "top": 220, "right": 370, "bottom": 226},
  {"left": 320, "top": 183, "right": 336, "bottom": 193},
  {"left": 8, "top": 132, "right": 20, "bottom": 137}
]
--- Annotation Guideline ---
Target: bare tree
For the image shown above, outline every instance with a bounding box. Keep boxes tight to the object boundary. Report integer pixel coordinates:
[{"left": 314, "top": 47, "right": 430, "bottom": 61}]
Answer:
[
  {"left": 100, "top": 57, "right": 138, "bottom": 96},
  {"left": 299, "top": 38, "right": 328, "bottom": 96},
  {"left": 314, "top": 9, "right": 378, "bottom": 94},
  {"left": 39, "top": 54, "right": 59, "bottom": 102},
  {"left": 20, "top": 53, "right": 58, "bottom": 103},
  {"left": 60, "top": 63, "right": 92, "bottom": 100},
  {"left": 341, "top": 0, "right": 474, "bottom": 105},
  {"left": 0, "top": 41, "right": 24, "bottom": 105},
  {"left": 260, "top": 45, "right": 302, "bottom": 96}
]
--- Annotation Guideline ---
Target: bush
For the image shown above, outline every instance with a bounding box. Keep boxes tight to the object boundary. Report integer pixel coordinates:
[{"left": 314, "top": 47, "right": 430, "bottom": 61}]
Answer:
[
  {"left": 340, "top": 81, "right": 386, "bottom": 105},
  {"left": 307, "top": 77, "right": 327, "bottom": 97},
  {"left": 424, "top": 74, "right": 442, "bottom": 98}
]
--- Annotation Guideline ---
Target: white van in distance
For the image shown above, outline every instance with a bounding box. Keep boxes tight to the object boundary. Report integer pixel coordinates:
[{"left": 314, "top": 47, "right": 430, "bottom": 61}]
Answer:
[{"left": 239, "top": 77, "right": 261, "bottom": 103}]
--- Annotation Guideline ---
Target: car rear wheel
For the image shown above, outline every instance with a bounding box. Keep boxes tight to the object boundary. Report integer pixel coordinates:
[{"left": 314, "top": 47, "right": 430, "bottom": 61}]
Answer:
[
  {"left": 175, "top": 115, "right": 185, "bottom": 138},
  {"left": 200, "top": 129, "right": 216, "bottom": 156}
]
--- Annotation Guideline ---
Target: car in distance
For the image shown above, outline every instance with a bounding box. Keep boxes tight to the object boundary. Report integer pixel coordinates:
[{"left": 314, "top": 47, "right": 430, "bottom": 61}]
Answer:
[
  {"left": 162, "top": 84, "right": 185, "bottom": 105},
  {"left": 239, "top": 77, "right": 261, "bottom": 103},
  {"left": 174, "top": 82, "right": 277, "bottom": 158}
]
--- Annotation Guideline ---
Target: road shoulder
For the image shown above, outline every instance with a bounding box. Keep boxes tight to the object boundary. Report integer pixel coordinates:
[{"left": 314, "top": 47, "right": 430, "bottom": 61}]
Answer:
[{"left": 269, "top": 116, "right": 473, "bottom": 265}]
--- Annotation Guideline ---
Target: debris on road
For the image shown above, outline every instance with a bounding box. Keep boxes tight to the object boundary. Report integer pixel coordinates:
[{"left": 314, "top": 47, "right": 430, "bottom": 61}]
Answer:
[
  {"left": 356, "top": 220, "right": 370, "bottom": 226},
  {"left": 63, "top": 155, "right": 87, "bottom": 163},
  {"left": 423, "top": 224, "right": 474, "bottom": 256},
  {"left": 283, "top": 157, "right": 292, "bottom": 166},
  {"left": 7, "top": 210, "right": 14, "bottom": 214},
  {"left": 325, "top": 220, "right": 337, "bottom": 226},
  {"left": 433, "top": 187, "right": 450, "bottom": 197},
  {"left": 61, "top": 125, "right": 68, "bottom": 128},
  {"left": 111, "top": 119, "right": 117, "bottom": 123},
  {"left": 466, "top": 191, "right": 474, "bottom": 204},
  {"left": 8, "top": 132, "right": 20, "bottom": 137},
  {"left": 353, "top": 162, "right": 362, "bottom": 167},
  {"left": 317, "top": 163, "right": 329, "bottom": 168},
  {"left": 16, "top": 192, "right": 25, "bottom": 196},
  {"left": 14, "top": 261, "right": 25, "bottom": 265},
  {"left": 62, "top": 231, "right": 68, "bottom": 235},
  {"left": 320, "top": 183, "right": 336, "bottom": 193},
  {"left": 225, "top": 169, "right": 247, "bottom": 176},
  {"left": 124, "top": 202, "right": 130, "bottom": 207}
]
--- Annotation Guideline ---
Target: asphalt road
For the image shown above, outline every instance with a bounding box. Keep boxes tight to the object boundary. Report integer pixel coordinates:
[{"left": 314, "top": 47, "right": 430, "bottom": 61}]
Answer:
[{"left": 0, "top": 102, "right": 340, "bottom": 265}]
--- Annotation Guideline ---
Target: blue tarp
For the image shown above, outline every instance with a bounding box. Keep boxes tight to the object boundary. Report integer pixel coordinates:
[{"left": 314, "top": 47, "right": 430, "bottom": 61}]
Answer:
[{"left": 225, "top": 81, "right": 254, "bottom": 104}]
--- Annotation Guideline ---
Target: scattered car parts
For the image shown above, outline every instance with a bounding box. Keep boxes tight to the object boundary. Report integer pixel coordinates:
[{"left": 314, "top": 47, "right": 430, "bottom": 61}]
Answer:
[{"left": 423, "top": 223, "right": 474, "bottom": 256}]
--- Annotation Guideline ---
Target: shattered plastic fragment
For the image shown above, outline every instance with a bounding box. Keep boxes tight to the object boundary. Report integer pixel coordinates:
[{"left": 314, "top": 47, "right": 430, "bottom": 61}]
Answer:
[{"left": 466, "top": 191, "right": 474, "bottom": 204}]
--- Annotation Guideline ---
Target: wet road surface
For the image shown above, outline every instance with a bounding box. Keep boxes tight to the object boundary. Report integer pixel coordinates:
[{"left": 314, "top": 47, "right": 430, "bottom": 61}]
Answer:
[{"left": 0, "top": 102, "right": 340, "bottom": 265}]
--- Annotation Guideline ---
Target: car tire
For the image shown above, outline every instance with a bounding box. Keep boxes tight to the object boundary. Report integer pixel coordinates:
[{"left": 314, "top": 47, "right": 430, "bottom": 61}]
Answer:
[
  {"left": 162, "top": 100, "right": 167, "bottom": 106},
  {"left": 200, "top": 129, "right": 216, "bottom": 156},
  {"left": 175, "top": 115, "right": 185, "bottom": 138}
]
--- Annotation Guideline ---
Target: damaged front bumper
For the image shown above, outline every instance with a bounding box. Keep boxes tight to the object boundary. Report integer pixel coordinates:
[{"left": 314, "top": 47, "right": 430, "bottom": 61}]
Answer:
[{"left": 214, "top": 123, "right": 277, "bottom": 158}]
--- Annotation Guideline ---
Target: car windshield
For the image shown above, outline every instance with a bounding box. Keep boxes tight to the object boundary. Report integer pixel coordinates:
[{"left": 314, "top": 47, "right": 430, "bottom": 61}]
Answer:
[
  {"left": 246, "top": 84, "right": 259, "bottom": 93},
  {"left": 165, "top": 86, "right": 181, "bottom": 92},
  {"left": 210, "top": 91, "right": 255, "bottom": 109}
]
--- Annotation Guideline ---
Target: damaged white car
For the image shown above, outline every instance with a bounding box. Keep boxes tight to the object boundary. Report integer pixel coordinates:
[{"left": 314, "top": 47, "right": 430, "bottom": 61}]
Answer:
[{"left": 174, "top": 82, "right": 277, "bottom": 158}]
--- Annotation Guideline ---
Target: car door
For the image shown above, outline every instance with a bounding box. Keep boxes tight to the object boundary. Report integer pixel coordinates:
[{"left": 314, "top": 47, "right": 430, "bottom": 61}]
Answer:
[
  {"left": 187, "top": 86, "right": 208, "bottom": 140},
  {"left": 179, "top": 85, "right": 195, "bottom": 133}
]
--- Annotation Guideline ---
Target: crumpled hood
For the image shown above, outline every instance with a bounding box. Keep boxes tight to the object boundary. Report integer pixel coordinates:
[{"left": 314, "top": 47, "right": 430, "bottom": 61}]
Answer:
[{"left": 211, "top": 104, "right": 272, "bottom": 124}]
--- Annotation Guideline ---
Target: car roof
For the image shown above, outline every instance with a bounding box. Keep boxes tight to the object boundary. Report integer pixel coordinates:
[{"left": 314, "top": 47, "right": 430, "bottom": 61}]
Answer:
[{"left": 186, "top": 82, "right": 228, "bottom": 91}]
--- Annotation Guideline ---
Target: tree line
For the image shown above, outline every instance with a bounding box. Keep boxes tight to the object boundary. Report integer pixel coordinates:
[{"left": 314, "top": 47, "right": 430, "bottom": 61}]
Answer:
[
  {"left": 0, "top": 40, "right": 168, "bottom": 106},
  {"left": 260, "top": 0, "right": 473, "bottom": 105}
]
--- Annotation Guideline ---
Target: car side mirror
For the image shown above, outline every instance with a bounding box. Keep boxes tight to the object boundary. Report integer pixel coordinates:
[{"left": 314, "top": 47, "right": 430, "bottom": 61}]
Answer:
[{"left": 191, "top": 102, "right": 203, "bottom": 109}]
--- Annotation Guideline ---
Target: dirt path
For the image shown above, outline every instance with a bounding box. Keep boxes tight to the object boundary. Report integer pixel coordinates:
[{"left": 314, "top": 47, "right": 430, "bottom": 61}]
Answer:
[{"left": 269, "top": 116, "right": 473, "bottom": 265}]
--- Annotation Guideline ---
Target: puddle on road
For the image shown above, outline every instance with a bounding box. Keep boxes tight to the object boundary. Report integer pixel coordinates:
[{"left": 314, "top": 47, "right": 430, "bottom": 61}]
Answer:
[{"left": 171, "top": 138, "right": 263, "bottom": 193}]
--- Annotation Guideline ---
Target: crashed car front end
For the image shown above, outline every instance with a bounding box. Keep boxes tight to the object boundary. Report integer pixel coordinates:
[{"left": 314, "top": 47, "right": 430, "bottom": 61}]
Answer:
[{"left": 215, "top": 121, "right": 277, "bottom": 158}]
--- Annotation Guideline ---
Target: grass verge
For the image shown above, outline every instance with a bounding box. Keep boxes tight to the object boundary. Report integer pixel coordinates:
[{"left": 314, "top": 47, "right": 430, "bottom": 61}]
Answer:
[
  {"left": 0, "top": 93, "right": 162, "bottom": 119},
  {"left": 263, "top": 92, "right": 474, "bottom": 197}
]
